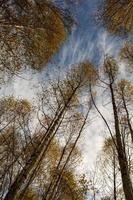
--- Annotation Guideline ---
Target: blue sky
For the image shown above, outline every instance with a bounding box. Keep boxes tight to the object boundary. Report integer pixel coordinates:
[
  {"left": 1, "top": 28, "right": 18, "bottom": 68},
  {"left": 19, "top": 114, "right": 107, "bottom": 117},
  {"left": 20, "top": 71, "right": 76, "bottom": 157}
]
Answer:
[{"left": 51, "top": 0, "right": 124, "bottom": 69}]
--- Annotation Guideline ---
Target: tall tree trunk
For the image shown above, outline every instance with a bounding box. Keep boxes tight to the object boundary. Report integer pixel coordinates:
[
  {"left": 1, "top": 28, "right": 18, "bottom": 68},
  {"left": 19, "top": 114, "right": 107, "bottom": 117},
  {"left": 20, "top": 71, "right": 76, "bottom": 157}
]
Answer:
[
  {"left": 44, "top": 135, "right": 71, "bottom": 200},
  {"left": 4, "top": 108, "right": 64, "bottom": 200},
  {"left": 109, "top": 83, "right": 133, "bottom": 200},
  {"left": 48, "top": 109, "right": 90, "bottom": 200},
  {"left": 113, "top": 148, "right": 117, "bottom": 200},
  {"left": 4, "top": 85, "right": 79, "bottom": 200},
  {"left": 122, "top": 95, "right": 133, "bottom": 143}
]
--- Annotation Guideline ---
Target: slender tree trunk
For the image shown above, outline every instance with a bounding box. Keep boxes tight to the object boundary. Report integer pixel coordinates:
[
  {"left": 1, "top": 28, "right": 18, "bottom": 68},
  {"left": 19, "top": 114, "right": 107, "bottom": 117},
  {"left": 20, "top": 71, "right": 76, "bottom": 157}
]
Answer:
[
  {"left": 44, "top": 135, "right": 71, "bottom": 200},
  {"left": 19, "top": 111, "right": 66, "bottom": 200},
  {"left": 48, "top": 109, "right": 90, "bottom": 200},
  {"left": 109, "top": 83, "right": 133, "bottom": 200},
  {"left": 122, "top": 95, "right": 133, "bottom": 143},
  {"left": 113, "top": 149, "right": 117, "bottom": 200},
  {"left": 4, "top": 84, "right": 80, "bottom": 200},
  {"left": 4, "top": 109, "right": 64, "bottom": 200}
]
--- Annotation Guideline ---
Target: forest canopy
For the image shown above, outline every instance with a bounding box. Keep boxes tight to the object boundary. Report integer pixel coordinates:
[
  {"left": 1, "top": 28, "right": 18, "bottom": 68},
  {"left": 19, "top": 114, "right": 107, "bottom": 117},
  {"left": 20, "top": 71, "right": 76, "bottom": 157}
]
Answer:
[{"left": 0, "top": 0, "right": 133, "bottom": 200}]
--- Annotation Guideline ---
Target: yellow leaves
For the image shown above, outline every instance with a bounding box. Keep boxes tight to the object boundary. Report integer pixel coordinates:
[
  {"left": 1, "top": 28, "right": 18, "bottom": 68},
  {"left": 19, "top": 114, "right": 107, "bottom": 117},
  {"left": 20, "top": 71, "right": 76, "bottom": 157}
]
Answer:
[
  {"left": 0, "top": 96, "right": 32, "bottom": 116},
  {"left": 63, "top": 85, "right": 79, "bottom": 105},
  {"left": 71, "top": 61, "right": 97, "bottom": 86},
  {"left": 0, "top": 1, "right": 67, "bottom": 75},
  {"left": 116, "top": 79, "right": 133, "bottom": 101},
  {"left": 35, "top": 136, "right": 62, "bottom": 172},
  {"left": 102, "top": 136, "right": 116, "bottom": 153},
  {"left": 0, "top": 126, "right": 22, "bottom": 174},
  {"left": 79, "top": 62, "right": 97, "bottom": 86},
  {"left": 103, "top": 56, "right": 119, "bottom": 79},
  {"left": 38, "top": 61, "right": 97, "bottom": 114},
  {"left": 61, "top": 170, "right": 77, "bottom": 194},
  {"left": 0, "top": 126, "right": 15, "bottom": 146},
  {"left": 20, "top": 99, "right": 32, "bottom": 114},
  {"left": 25, "top": 9, "right": 66, "bottom": 70},
  {"left": 22, "top": 187, "right": 40, "bottom": 200},
  {"left": 47, "top": 139, "right": 62, "bottom": 166},
  {"left": 120, "top": 42, "right": 133, "bottom": 64},
  {"left": 61, "top": 170, "right": 87, "bottom": 200},
  {"left": 101, "top": 0, "right": 133, "bottom": 35},
  {"left": 117, "top": 79, "right": 130, "bottom": 92},
  {"left": 59, "top": 61, "right": 97, "bottom": 107}
]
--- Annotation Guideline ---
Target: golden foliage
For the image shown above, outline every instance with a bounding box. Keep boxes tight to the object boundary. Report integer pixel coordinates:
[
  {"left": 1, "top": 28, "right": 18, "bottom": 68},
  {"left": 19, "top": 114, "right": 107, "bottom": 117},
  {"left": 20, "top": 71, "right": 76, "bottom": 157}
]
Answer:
[
  {"left": 22, "top": 187, "right": 40, "bottom": 200},
  {"left": 70, "top": 62, "right": 97, "bottom": 86},
  {"left": 102, "top": 136, "right": 116, "bottom": 153},
  {"left": 100, "top": 0, "right": 133, "bottom": 35},
  {"left": 46, "top": 139, "right": 62, "bottom": 166},
  {"left": 59, "top": 61, "right": 97, "bottom": 107},
  {"left": 120, "top": 42, "right": 133, "bottom": 65},
  {"left": 0, "top": 96, "right": 32, "bottom": 116},
  {"left": 116, "top": 79, "right": 133, "bottom": 101},
  {"left": 60, "top": 170, "right": 87, "bottom": 200},
  {"left": 0, "top": 0, "right": 67, "bottom": 79},
  {"left": 103, "top": 56, "right": 119, "bottom": 80}
]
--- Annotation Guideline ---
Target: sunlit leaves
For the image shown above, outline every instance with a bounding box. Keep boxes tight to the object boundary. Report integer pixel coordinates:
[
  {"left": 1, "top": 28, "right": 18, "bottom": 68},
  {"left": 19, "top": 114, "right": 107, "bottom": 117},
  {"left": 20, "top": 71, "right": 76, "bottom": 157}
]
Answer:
[
  {"left": 0, "top": 96, "right": 32, "bottom": 117},
  {"left": 70, "top": 62, "right": 97, "bottom": 87},
  {"left": 0, "top": 126, "right": 25, "bottom": 198},
  {"left": 0, "top": 0, "right": 69, "bottom": 82},
  {"left": 99, "top": 0, "right": 133, "bottom": 35},
  {"left": 116, "top": 79, "right": 133, "bottom": 102},
  {"left": 120, "top": 42, "right": 133, "bottom": 67},
  {"left": 103, "top": 56, "right": 119, "bottom": 81}
]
